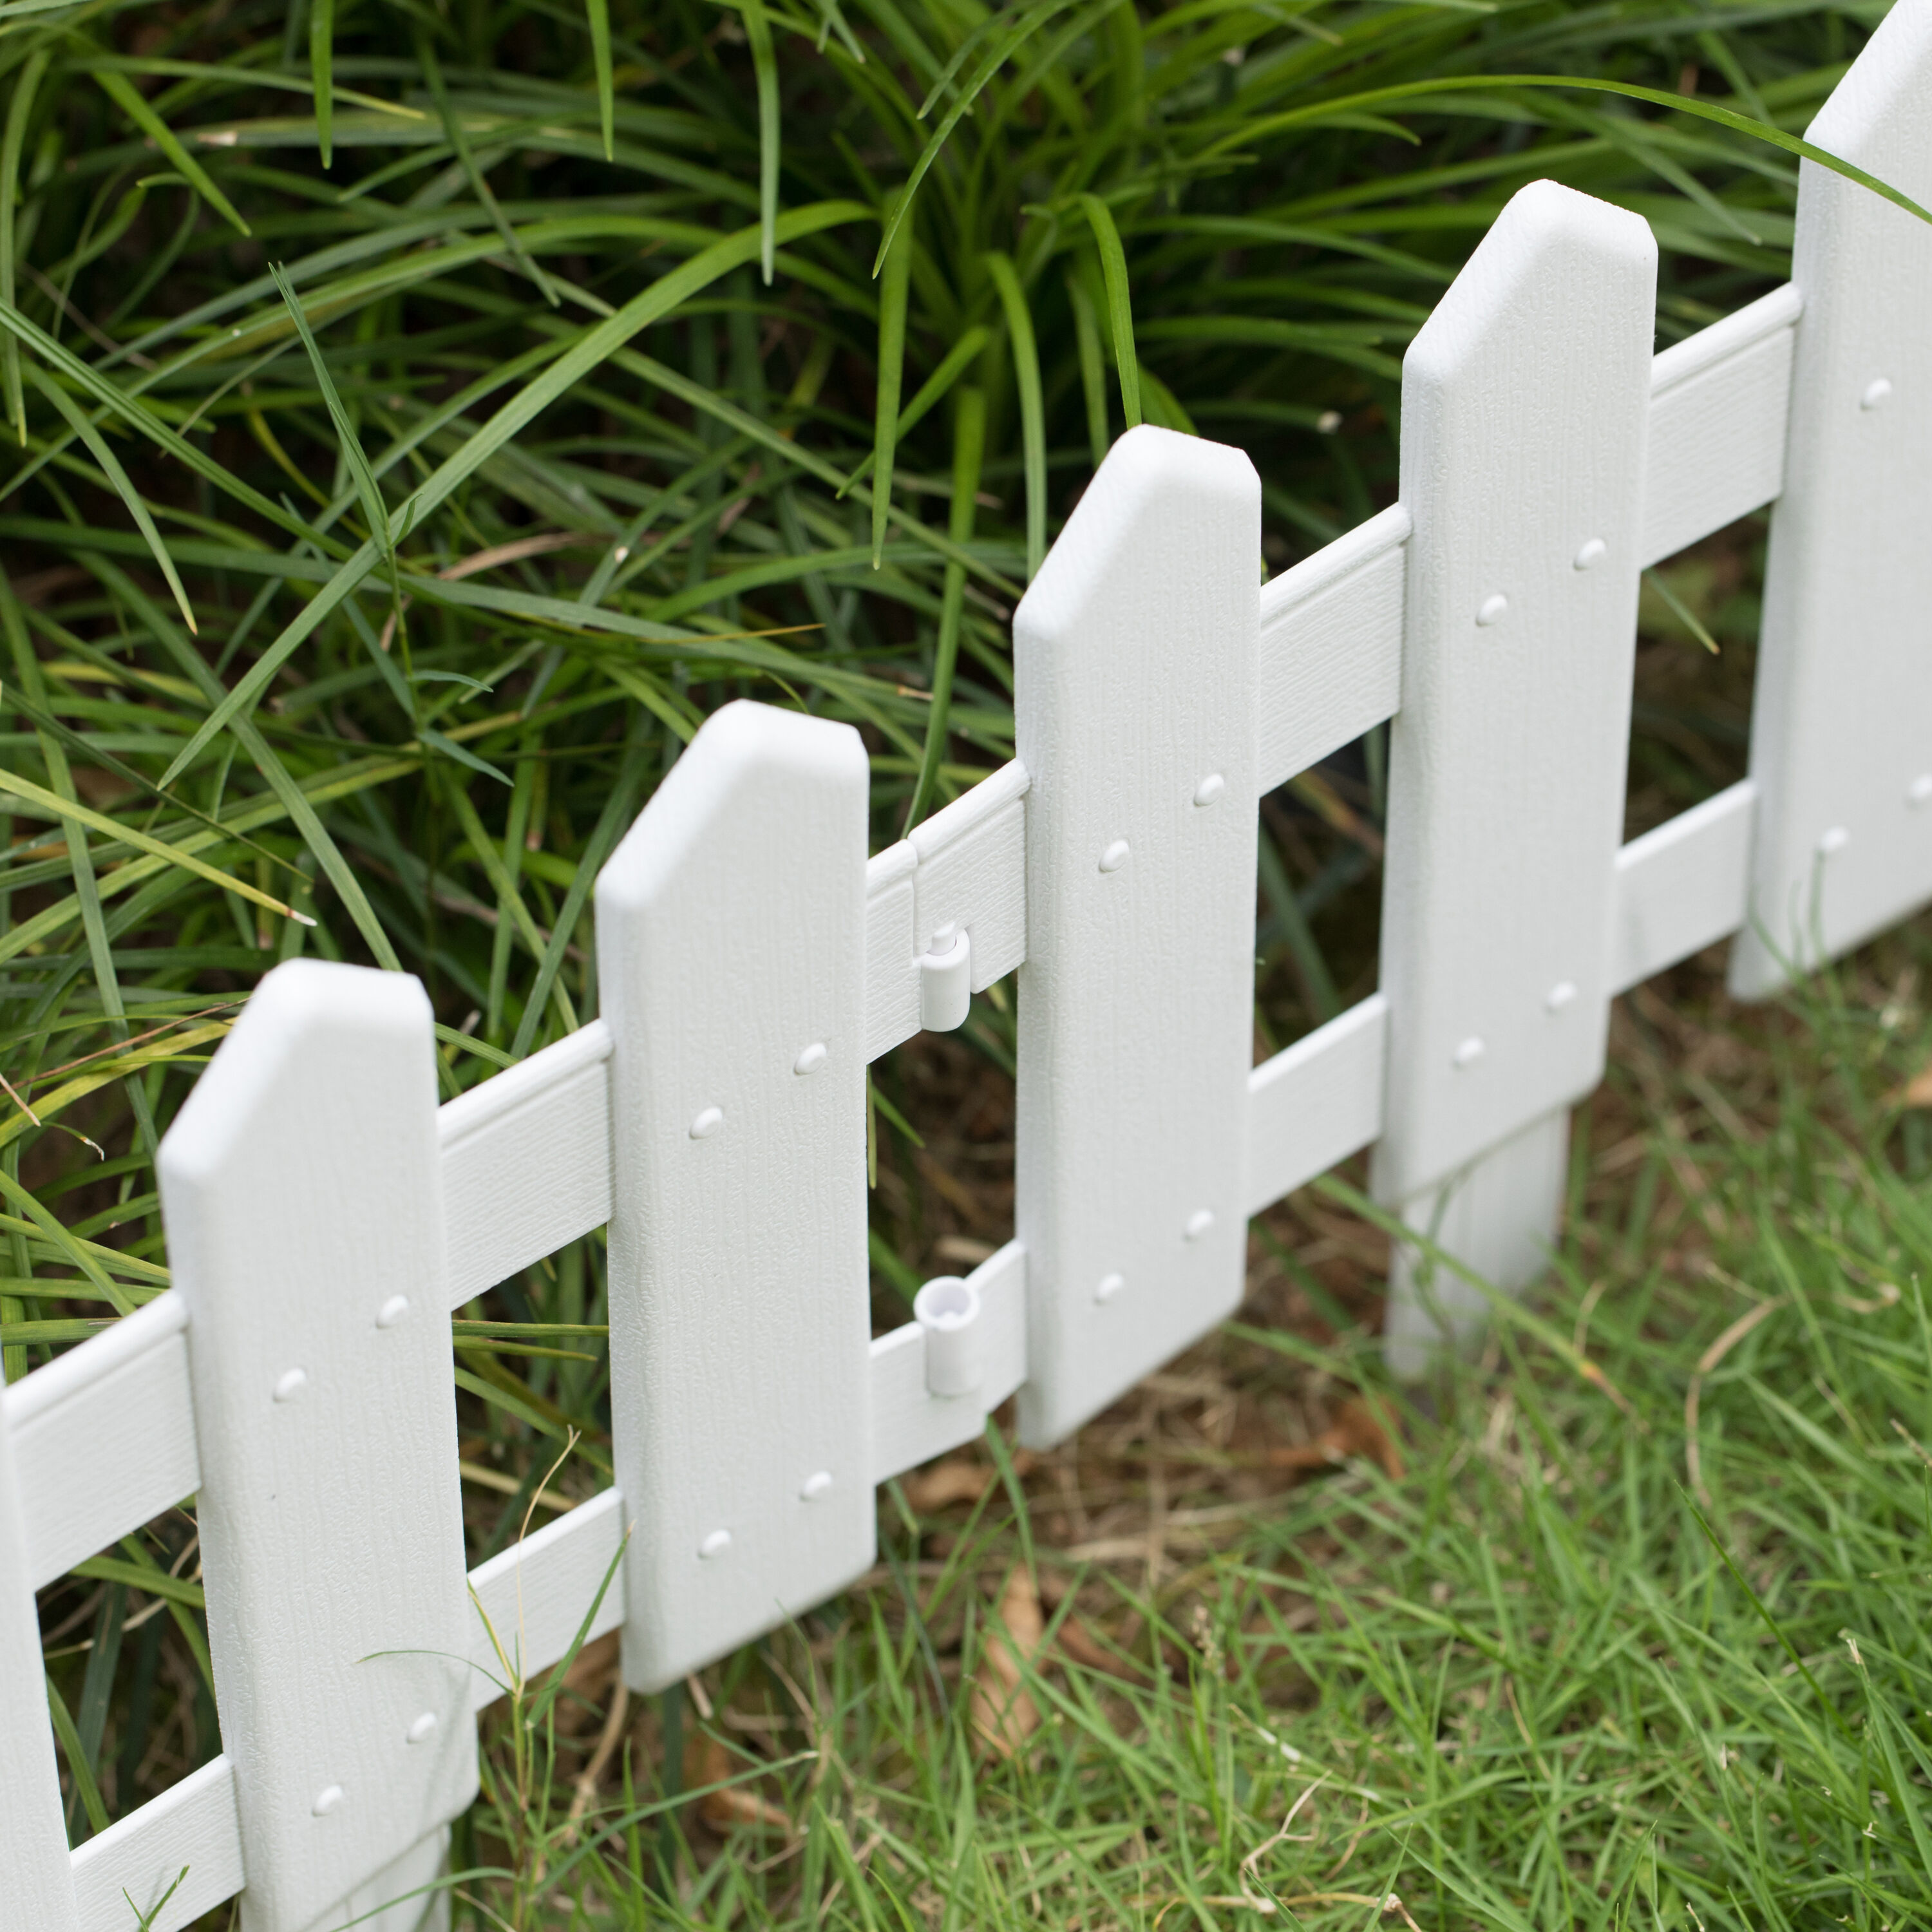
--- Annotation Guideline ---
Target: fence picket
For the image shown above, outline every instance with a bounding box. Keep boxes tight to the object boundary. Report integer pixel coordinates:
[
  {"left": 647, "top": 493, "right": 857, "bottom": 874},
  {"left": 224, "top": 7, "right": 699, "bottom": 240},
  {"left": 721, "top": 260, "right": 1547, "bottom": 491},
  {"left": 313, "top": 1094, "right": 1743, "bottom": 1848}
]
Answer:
[
  {"left": 596, "top": 699, "right": 875, "bottom": 1690},
  {"left": 1370, "top": 180, "right": 1656, "bottom": 1359},
  {"left": 1012, "top": 424, "right": 1260, "bottom": 1445},
  {"left": 1732, "top": 0, "right": 1932, "bottom": 996},
  {"left": 158, "top": 961, "right": 476, "bottom": 1932}
]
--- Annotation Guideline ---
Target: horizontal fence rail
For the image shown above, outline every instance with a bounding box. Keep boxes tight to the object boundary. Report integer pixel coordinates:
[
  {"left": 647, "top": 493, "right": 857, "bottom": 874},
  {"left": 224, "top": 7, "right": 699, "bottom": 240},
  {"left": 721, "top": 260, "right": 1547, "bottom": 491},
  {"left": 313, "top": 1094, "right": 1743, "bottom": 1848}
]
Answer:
[{"left": 8, "top": 5, "right": 1932, "bottom": 1927}]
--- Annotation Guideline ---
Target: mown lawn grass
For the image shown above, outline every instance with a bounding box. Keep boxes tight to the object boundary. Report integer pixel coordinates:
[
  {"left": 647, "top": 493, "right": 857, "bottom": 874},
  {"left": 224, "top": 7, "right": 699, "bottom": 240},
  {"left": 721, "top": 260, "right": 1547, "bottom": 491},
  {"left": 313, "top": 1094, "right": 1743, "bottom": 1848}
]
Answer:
[
  {"left": 450, "top": 938, "right": 1932, "bottom": 1932},
  {"left": 5, "top": 0, "right": 1927, "bottom": 1924}
]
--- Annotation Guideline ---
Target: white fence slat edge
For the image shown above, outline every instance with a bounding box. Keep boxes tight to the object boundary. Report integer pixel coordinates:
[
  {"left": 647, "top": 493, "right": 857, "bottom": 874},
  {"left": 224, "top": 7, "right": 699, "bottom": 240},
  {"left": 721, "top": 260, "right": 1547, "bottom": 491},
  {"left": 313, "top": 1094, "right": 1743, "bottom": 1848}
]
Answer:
[
  {"left": 1609, "top": 779, "right": 1757, "bottom": 997},
  {"left": 1732, "top": 0, "right": 1932, "bottom": 995},
  {"left": 440, "top": 1018, "right": 614, "bottom": 1309},
  {"left": 1641, "top": 281, "right": 1799, "bottom": 569},
  {"left": 466, "top": 1488, "right": 629, "bottom": 1713},
  {"left": 1245, "top": 993, "right": 1388, "bottom": 1220},
  {"left": 10, "top": 1289, "right": 197, "bottom": 1589},
  {"left": 1258, "top": 503, "right": 1408, "bottom": 795},
  {"left": 70, "top": 1756, "right": 243, "bottom": 1932},
  {"left": 0, "top": 1371, "right": 80, "bottom": 1929}
]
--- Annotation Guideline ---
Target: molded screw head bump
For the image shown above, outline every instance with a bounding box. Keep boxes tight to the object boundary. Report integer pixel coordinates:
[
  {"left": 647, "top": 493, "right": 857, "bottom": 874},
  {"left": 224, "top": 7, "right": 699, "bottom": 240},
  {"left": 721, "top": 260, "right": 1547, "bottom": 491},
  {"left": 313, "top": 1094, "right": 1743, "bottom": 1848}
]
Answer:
[
  {"left": 1475, "top": 594, "right": 1509, "bottom": 627},
  {"left": 1573, "top": 538, "right": 1607, "bottom": 571},
  {"left": 1099, "top": 840, "right": 1131, "bottom": 873},
  {"left": 274, "top": 1368, "right": 307, "bottom": 1403},
  {"left": 1819, "top": 826, "right": 1850, "bottom": 857},
  {"left": 407, "top": 1712, "right": 438, "bottom": 1745},
  {"left": 1184, "top": 1209, "right": 1215, "bottom": 1242},
  {"left": 699, "top": 1528, "right": 732, "bottom": 1560},
  {"left": 1453, "top": 1036, "right": 1486, "bottom": 1069},
  {"left": 1546, "top": 981, "right": 1578, "bottom": 1013},
  {"left": 690, "top": 1106, "right": 724, "bottom": 1139},
  {"left": 1095, "top": 1272, "right": 1126, "bottom": 1305},
  {"left": 1862, "top": 377, "right": 1893, "bottom": 410},
  {"left": 376, "top": 1295, "right": 410, "bottom": 1329},
  {"left": 801, "top": 1470, "right": 833, "bottom": 1501},
  {"left": 1193, "top": 773, "right": 1226, "bottom": 808},
  {"left": 312, "top": 1785, "right": 344, "bottom": 1817},
  {"left": 1911, "top": 774, "right": 1932, "bottom": 807},
  {"left": 793, "top": 1042, "right": 828, "bottom": 1075}
]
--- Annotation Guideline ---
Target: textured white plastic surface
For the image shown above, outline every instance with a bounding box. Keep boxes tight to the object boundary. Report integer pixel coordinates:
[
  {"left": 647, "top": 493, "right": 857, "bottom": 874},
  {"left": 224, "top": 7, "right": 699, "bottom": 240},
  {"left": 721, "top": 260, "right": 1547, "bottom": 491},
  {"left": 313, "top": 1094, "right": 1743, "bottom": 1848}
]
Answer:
[
  {"left": 1374, "top": 181, "right": 1654, "bottom": 1206},
  {"left": 1732, "top": 3, "right": 1932, "bottom": 996},
  {"left": 1245, "top": 994, "right": 1389, "bottom": 1219},
  {"left": 72, "top": 1757, "right": 243, "bottom": 1932},
  {"left": 1012, "top": 424, "right": 1260, "bottom": 1446},
  {"left": 466, "top": 1488, "right": 628, "bottom": 1710},
  {"left": 1258, "top": 506, "right": 1407, "bottom": 793},
  {"left": 918, "top": 927, "right": 973, "bottom": 1032},
  {"left": 864, "top": 759, "right": 1028, "bottom": 1057},
  {"left": 1642, "top": 283, "right": 1799, "bottom": 568},
  {"left": 597, "top": 701, "right": 874, "bottom": 1692},
  {"left": 8, "top": 1287, "right": 198, "bottom": 1587},
  {"left": 440, "top": 1019, "right": 613, "bottom": 1306},
  {"left": 1609, "top": 781, "right": 1757, "bottom": 995},
  {"left": 1382, "top": 1110, "right": 1570, "bottom": 1378},
  {"left": 158, "top": 960, "right": 477, "bottom": 1932},
  {"left": 870, "top": 1240, "right": 1027, "bottom": 1481},
  {"left": 0, "top": 1384, "right": 79, "bottom": 1931}
]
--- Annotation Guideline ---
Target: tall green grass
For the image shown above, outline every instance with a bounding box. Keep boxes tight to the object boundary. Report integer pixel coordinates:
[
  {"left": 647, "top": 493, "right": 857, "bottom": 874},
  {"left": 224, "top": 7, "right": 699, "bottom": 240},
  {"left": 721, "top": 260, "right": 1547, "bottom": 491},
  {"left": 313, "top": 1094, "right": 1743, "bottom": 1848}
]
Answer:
[{"left": 1, "top": 0, "right": 1913, "bottom": 1922}]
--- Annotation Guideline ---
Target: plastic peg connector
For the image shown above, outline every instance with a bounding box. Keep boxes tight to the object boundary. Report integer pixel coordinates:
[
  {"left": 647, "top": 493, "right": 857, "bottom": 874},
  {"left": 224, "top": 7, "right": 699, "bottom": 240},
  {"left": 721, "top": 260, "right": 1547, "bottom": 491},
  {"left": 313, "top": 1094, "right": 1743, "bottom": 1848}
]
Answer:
[
  {"left": 919, "top": 923, "right": 972, "bottom": 1032},
  {"left": 913, "top": 1274, "right": 983, "bottom": 1397}
]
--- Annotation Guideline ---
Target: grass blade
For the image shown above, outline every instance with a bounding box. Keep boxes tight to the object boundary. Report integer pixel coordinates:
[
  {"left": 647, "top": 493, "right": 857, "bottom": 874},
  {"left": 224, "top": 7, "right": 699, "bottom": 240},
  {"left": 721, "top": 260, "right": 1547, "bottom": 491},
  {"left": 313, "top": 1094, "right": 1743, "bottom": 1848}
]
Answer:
[
  {"left": 93, "top": 70, "right": 250, "bottom": 238},
  {"left": 585, "top": 0, "right": 614, "bottom": 160},
  {"left": 985, "top": 250, "right": 1045, "bottom": 579},
  {"left": 0, "top": 49, "right": 47, "bottom": 446},
  {"left": 838, "top": 321, "right": 988, "bottom": 495},
  {"left": 312, "top": 0, "right": 335, "bottom": 167},
  {"left": 25, "top": 366, "right": 198, "bottom": 636},
  {"left": 741, "top": 0, "right": 781, "bottom": 283},
  {"left": 0, "top": 765, "right": 312, "bottom": 929},
  {"left": 1076, "top": 191, "right": 1140, "bottom": 430},
  {"left": 905, "top": 383, "right": 983, "bottom": 829},
  {"left": 871, "top": 199, "right": 912, "bottom": 568},
  {"left": 1204, "top": 76, "right": 1932, "bottom": 234},
  {"left": 1066, "top": 266, "right": 1108, "bottom": 465}
]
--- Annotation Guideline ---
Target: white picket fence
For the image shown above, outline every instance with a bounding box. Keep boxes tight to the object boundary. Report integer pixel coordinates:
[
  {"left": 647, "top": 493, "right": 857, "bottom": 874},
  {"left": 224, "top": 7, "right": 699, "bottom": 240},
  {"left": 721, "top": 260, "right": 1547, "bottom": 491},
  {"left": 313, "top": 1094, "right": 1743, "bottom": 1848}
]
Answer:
[{"left": 7, "top": 5, "right": 1932, "bottom": 1928}]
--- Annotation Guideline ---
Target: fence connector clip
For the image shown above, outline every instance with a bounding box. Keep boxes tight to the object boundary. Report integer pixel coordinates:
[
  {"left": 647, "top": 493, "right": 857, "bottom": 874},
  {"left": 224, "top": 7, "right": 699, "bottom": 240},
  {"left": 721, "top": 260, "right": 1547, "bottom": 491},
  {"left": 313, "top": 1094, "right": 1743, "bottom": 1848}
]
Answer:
[
  {"left": 919, "top": 922, "right": 972, "bottom": 1032},
  {"left": 914, "top": 1274, "right": 983, "bottom": 1397}
]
